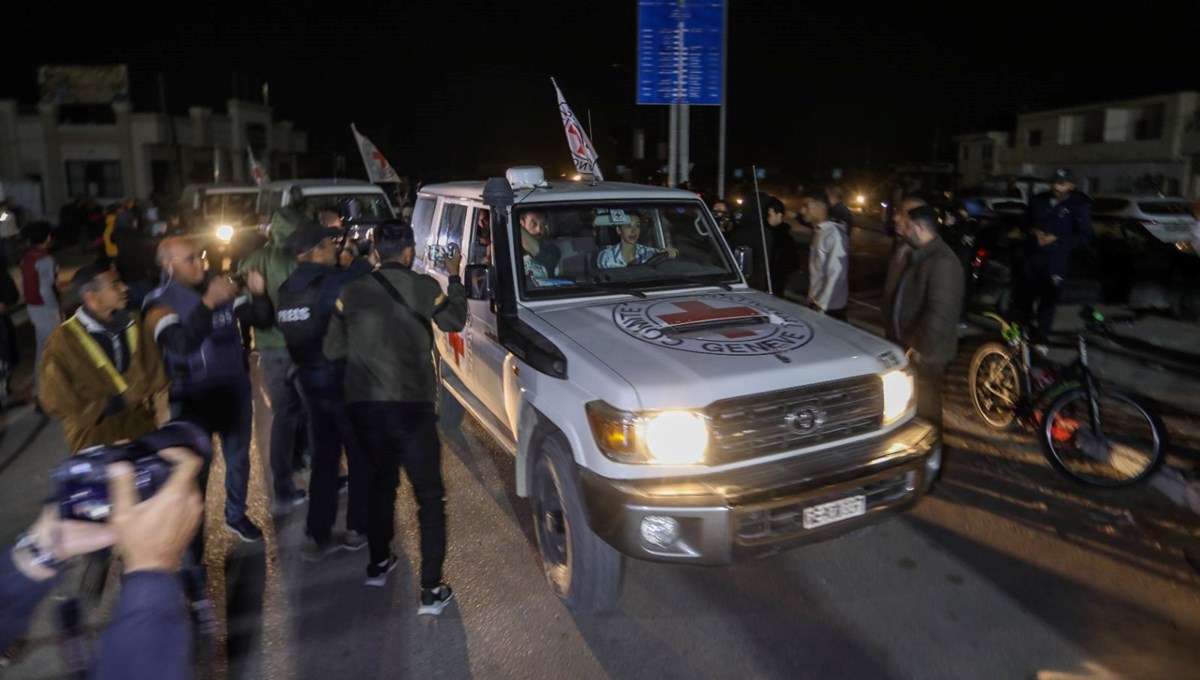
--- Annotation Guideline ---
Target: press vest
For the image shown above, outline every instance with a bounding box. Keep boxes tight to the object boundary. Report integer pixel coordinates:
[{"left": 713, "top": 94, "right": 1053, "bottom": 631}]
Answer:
[
  {"left": 143, "top": 279, "right": 247, "bottom": 399},
  {"left": 276, "top": 271, "right": 329, "bottom": 369}
]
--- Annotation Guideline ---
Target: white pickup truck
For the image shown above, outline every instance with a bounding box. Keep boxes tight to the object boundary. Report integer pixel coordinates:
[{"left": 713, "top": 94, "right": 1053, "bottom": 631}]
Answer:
[{"left": 413, "top": 167, "right": 941, "bottom": 612}]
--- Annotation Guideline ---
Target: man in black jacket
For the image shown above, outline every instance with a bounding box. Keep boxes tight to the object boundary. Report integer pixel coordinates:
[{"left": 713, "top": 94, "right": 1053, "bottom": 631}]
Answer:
[
  {"left": 276, "top": 223, "right": 373, "bottom": 560},
  {"left": 323, "top": 221, "right": 466, "bottom": 614},
  {"left": 1015, "top": 167, "right": 1093, "bottom": 344}
]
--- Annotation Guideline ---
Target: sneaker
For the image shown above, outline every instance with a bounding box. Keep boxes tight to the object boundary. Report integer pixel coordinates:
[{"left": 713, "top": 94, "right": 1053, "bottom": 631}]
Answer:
[
  {"left": 302, "top": 536, "right": 341, "bottom": 563},
  {"left": 271, "top": 488, "right": 307, "bottom": 515},
  {"left": 418, "top": 585, "right": 454, "bottom": 616},
  {"left": 342, "top": 530, "right": 368, "bottom": 552},
  {"left": 364, "top": 554, "right": 398, "bottom": 587},
  {"left": 224, "top": 516, "right": 264, "bottom": 542}
]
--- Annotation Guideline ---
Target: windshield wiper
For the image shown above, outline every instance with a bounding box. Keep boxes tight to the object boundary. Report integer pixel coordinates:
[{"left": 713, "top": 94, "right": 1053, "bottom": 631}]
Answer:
[
  {"left": 644, "top": 274, "right": 733, "bottom": 291},
  {"left": 572, "top": 283, "right": 647, "bottom": 299}
]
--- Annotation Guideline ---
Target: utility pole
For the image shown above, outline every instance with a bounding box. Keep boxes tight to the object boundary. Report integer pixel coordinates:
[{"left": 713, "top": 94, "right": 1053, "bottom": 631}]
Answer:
[{"left": 158, "top": 72, "right": 184, "bottom": 194}]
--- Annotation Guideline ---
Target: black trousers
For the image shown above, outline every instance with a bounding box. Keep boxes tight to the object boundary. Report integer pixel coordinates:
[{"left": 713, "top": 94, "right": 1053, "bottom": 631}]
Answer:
[
  {"left": 350, "top": 402, "right": 445, "bottom": 589},
  {"left": 915, "top": 362, "right": 946, "bottom": 433},
  {"left": 1013, "top": 265, "right": 1062, "bottom": 343},
  {"left": 301, "top": 385, "right": 369, "bottom": 543}
]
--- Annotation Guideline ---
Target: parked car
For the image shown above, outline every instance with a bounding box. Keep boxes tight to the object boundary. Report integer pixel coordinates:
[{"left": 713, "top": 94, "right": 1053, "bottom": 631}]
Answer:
[{"left": 1090, "top": 194, "right": 1198, "bottom": 246}]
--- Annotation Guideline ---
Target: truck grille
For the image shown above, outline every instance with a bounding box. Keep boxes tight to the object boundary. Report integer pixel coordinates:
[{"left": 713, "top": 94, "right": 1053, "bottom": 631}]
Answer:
[{"left": 705, "top": 375, "right": 883, "bottom": 465}]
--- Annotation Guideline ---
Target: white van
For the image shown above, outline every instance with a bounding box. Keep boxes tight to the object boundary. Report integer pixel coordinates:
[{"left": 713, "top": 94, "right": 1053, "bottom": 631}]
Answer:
[
  {"left": 254, "top": 178, "right": 396, "bottom": 229},
  {"left": 416, "top": 166, "right": 940, "bottom": 612}
]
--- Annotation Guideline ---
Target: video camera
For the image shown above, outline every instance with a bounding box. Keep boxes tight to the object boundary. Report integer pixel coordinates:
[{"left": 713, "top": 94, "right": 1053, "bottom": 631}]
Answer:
[{"left": 50, "top": 420, "right": 212, "bottom": 522}]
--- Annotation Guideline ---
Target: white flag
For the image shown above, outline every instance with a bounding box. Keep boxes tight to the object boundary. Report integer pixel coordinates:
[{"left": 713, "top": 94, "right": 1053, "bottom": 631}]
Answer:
[
  {"left": 351, "top": 123, "right": 402, "bottom": 184},
  {"left": 551, "top": 78, "right": 604, "bottom": 182},
  {"left": 247, "top": 145, "right": 270, "bottom": 186}
]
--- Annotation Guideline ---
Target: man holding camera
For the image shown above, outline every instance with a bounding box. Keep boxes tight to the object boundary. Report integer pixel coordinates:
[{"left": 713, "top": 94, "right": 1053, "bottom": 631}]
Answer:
[
  {"left": 143, "top": 237, "right": 275, "bottom": 543},
  {"left": 276, "top": 223, "right": 372, "bottom": 560},
  {"left": 1, "top": 429, "right": 205, "bottom": 679},
  {"left": 40, "top": 264, "right": 169, "bottom": 453},
  {"left": 323, "top": 221, "right": 465, "bottom": 613}
]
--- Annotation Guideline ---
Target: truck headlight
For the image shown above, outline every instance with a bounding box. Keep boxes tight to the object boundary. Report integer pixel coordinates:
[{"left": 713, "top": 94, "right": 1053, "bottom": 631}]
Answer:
[
  {"left": 215, "top": 225, "right": 235, "bottom": 243},
  {"left": 586, "top": 401, "right": 708, "bottom": 465},
  {"left": 881, "top": 368, "right": 915, "bottom": 423}
]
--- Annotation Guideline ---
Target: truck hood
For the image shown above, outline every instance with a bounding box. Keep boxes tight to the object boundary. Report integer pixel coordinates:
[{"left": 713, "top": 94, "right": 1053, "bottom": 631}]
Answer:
[{"left": 536, "top": 290, "right": 903, "bottom": 410}]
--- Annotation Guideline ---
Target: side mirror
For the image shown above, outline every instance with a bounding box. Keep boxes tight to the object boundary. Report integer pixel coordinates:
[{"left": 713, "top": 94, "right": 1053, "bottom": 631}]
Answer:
[
  {"left": 733, "top": 246, "right": 753, "bottom": 277},
  {"left": 464, "top": 263, "right": 495, "bottom": 301}
]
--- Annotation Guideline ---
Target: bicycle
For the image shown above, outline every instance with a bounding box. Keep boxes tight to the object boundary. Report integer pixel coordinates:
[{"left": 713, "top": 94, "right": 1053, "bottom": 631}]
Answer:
[{"left": 967, "top": 307, "right": 1167, "bottom": 487}]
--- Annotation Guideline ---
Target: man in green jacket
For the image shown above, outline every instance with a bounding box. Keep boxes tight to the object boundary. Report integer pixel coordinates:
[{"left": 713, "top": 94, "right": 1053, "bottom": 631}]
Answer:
[
  {"left": 884, "top": 204, "right": 965, "bottom": 435},
  {"left": 239, "top": 205, "right": 311, "bottom": 511},
  {"left": 323, "top": 220, "right": 466, "bottom": 614}
]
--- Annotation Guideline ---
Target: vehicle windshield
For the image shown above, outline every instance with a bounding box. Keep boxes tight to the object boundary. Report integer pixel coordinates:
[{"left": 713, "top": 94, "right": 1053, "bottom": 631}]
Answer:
[
  {"left": 301, "top": 193, "right": 395, "bottom": 220},
  {"left": 513, "top": 201, "right": 741, "bottom": 298},
  {"left": 1138, "top": 201, "right": 1195, "bottom": 217},
  {"left": 201, "top": 192, "right": 258, "bottom": 226}
]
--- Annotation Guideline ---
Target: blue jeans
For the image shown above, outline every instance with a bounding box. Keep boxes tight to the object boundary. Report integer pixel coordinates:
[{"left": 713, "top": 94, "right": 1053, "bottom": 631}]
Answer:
[{"left": 171, "top": 383, "right": 254, "bottom": 525}]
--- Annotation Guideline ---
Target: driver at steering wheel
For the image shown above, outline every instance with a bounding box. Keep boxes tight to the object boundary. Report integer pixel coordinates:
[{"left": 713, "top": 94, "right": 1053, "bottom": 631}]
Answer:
[{"left": 596, "top": 212, "right": 678, "bottom": 269}]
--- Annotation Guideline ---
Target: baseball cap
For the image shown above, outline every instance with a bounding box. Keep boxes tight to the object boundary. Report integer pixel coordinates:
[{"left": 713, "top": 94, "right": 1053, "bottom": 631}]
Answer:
[
  {"left": 286, "top": 223, "right": 338, "bottom": 255},
  {"left": 1050, "top": 167, "right": 1076, "bottom": 185}
]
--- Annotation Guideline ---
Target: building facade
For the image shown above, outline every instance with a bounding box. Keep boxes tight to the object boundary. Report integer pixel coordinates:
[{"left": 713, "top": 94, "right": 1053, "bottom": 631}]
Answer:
[
  {"left": 0, "top": 94, "right": 307, "bottom": 218},
  {"left": 953, "top": 131, "right": 1011, "bottom": 189},
  {"left": 956, "top": 91, "right": 1200, "bottom": 199}
]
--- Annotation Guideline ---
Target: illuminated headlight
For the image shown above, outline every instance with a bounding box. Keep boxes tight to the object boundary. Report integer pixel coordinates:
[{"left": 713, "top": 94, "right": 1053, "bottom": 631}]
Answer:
[
  {"left": 855, "top": 194, "right": 866, "bottom": 204},
  {"left": 215, "top": 225, "right": 235, "bottom": 243},
  {"left": 586, "top": 401, "right": 709, "bottom": 465},
  {"left": 881, "top": 368, "right": 915, "bottom": 423}
]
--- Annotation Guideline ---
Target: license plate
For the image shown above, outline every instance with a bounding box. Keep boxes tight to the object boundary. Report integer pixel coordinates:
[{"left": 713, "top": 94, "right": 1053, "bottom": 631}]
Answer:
[{"left": 802, "top": 495, "right": 866, "bottom": 529}]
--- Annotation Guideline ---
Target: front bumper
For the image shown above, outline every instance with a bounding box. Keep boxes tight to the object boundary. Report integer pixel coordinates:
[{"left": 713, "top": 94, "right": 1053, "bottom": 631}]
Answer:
[{"left": 581, "top": 418, "right": 940, "bottom": 565}]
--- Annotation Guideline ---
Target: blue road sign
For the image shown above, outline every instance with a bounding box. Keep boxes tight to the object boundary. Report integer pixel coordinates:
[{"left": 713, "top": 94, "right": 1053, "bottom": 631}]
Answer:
[{"left": 637, "top": 0, "right": 724, "bottom": 106}]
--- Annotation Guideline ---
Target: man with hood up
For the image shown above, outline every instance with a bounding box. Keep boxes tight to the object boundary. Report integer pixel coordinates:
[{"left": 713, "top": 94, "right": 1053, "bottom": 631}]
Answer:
[{"left": 239, "top": 205, "right": 309, "bottom": 512}]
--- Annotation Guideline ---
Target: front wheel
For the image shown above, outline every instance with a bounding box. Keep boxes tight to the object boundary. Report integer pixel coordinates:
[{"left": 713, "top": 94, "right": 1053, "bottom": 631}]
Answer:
[
  {"left": 968, "top": 341, "right": 1021, "bottom": 429},
  {"left": 1038, "top": 386, "right": 1166, "bottom": 487},
  {"left": 531, "top": 431, "right": 623, "bottom": 613}
]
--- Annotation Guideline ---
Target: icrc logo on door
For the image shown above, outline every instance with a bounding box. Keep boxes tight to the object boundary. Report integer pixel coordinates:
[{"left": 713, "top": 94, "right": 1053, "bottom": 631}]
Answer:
[{"left": 612, "top": 295, "right": 814, "bottom": 355}]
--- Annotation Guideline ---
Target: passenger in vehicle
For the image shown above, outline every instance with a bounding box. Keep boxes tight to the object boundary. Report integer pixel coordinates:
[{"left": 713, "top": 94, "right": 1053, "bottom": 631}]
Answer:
[
  {"left": 518, "top": 209, "right": 560, "bottom": 286},
  {"left": 596, "top": 212, "right": 678, "bottom": 269}
]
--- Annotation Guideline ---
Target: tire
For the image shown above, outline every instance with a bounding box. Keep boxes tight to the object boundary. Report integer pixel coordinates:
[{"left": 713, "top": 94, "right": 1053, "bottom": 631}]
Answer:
[
  {"left": 1038, "top": 386, "right": 1166, "bottom": 488},
  {"left": 531, "top": 431, "right": 622, "bottom": 613},
  {"left": 968, "top": 341, "right": 1021, "bottom": 429}
]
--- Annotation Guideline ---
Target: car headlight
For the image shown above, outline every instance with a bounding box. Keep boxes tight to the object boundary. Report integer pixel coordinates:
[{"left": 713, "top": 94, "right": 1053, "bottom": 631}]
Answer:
[
  {"left": 215, "top": 225, "right": 235, "bottom": 243},
  {"left": 586, "top": 401, "right": 708, "bottom": 465},
  {"left": 881, "top": 367, "right": 915, "bottom": 423}
]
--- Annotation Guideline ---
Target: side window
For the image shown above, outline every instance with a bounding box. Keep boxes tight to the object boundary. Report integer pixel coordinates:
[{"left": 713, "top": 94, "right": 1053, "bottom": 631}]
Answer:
[
  {"left": 468, "top": 206, "right": 491, "bottom": 265},
  {"left": 410, "top": 196, "right": 437, "bottom": 258},
  {"left": 434, "top": 202, "right": 467, "bottom": 274}
]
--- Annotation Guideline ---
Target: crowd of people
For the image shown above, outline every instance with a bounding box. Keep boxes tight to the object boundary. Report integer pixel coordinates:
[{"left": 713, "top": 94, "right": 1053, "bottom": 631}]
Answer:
[{"left": 1, "top": 189, "right": 464, "bottom": 676}]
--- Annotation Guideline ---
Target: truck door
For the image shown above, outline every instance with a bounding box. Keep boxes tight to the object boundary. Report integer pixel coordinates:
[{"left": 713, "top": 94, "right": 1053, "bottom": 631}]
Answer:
[{"left": 464, "top": 205, "right": 507, "bottom": 421}]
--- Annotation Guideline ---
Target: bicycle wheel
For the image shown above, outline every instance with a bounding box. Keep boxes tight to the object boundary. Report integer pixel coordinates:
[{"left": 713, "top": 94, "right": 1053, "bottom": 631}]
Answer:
[
  {"left": 969, "top": 341, "right": 1021, "bottom": 429},
  {"left": 1038, "top": 385, "right": 1166, "bottom": 487}
]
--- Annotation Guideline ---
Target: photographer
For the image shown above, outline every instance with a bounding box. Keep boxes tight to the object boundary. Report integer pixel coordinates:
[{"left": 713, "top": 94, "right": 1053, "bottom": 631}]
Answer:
[
  {"left": 143, "top": 237, "right": 274, "bottom": 545},
  {"left": 1, "top": 443, "right": 204, "bottom": 680},
  {"left": 276, "top": 223, "right": 372, "bottom": 559}
]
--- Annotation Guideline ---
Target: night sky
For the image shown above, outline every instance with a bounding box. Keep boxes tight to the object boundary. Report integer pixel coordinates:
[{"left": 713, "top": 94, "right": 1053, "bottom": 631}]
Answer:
[{"left": 3, "top": 0, "right": 1198, "bottom": 187}]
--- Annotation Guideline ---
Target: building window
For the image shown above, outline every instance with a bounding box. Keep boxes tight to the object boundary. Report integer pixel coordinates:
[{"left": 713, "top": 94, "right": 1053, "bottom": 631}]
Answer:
[
  {"left": 1027, "top": 129, "right": 1042, "bottom": 147},
  {"left": 65, "top": 161, "right": 122, "bottom": 199},
  {"left": 981, "top": 143, "right": 994, "bottom": 171},
  {"left": 961, "top": 146, "right": 970, "bottom": 161}
]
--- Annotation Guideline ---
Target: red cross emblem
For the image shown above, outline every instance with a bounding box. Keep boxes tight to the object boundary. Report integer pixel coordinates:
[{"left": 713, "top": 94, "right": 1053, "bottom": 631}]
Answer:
[
  {"left": 657, "top": 300, "right": 761, "bottom": 339},
  {"left": 565, "top": 122, "right": 588, "bottom": 156},
  {"left": 371, "top": 148, "right": 389, "bottom": 170},
  {"left": 447, "top": 332, "right": 465, "bottom": 367}
]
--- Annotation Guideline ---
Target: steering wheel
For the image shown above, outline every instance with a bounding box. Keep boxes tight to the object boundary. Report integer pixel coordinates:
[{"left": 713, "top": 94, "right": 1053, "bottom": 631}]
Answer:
[{"left": 640, "top": 250, "right": 671, "bottom": 268}]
